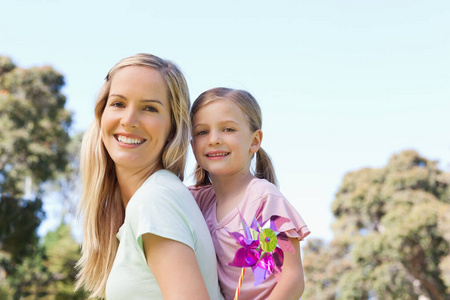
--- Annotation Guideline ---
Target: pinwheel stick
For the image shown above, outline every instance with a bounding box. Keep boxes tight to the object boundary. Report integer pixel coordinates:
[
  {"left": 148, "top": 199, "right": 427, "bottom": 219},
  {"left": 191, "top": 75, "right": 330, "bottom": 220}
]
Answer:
[{"left": 233, "top": 267, "right": 246, "bottom": 300}]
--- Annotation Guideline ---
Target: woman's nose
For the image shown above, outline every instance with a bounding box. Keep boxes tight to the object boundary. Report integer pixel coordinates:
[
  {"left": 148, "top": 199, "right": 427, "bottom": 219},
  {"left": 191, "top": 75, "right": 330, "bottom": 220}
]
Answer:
[{"left": 120, "top": 108, "right": 139, "bottom": 128}]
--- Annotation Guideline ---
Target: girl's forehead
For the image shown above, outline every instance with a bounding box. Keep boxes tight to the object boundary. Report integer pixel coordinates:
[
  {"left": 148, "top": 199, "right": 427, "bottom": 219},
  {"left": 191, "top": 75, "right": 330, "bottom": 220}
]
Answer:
[
  {"left": 202, "top": 97, "right": 240, "bottom": 111},
  {"left": 195, "top": 97, "right": 251, "bottom": 125}
]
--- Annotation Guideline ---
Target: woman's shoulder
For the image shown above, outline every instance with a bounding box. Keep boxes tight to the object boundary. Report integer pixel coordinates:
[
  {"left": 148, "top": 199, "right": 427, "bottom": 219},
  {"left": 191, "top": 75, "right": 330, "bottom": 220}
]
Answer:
[
  {"left": 145, "top": 170, "right": 186, "bottom": 192},
  {"left": 133, "top": 170, "right": 191, "bottom": 205}
]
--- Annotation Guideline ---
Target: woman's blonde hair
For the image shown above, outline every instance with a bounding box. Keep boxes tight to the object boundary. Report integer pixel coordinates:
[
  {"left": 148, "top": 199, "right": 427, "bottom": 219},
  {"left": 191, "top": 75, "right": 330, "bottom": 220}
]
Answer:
[
  {"left": 75, "top": 53, "right": 191, "bottom": 298},
  {"left": 190, "top": 87, "right": 277, "bottom": 187}
]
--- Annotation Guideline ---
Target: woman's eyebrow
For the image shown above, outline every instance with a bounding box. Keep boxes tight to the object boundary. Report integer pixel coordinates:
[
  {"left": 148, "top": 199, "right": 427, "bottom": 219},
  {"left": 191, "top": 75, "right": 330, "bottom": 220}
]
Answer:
[
  {"left": 108, "top": 93, "right": 127, "bottom": 100},
  {"left": 109, "top": 94, "right": 164, "bottom": 106},
  {"left": 141, "top": 99, "right": 164, "bottom": 106}
]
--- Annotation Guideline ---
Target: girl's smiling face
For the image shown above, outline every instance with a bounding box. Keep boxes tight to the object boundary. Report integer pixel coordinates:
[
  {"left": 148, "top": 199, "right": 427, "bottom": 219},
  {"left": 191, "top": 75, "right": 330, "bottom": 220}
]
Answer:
[
  {"left": 101, "top": 66, "right": 172, "bottom": 174},
  {"left": 191, "top": 98, "right": 261, "bottom": 180}
]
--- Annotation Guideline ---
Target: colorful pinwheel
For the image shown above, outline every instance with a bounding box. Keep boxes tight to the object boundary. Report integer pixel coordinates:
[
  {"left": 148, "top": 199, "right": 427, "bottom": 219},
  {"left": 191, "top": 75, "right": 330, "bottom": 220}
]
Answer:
[{"left": 227, "top": 201, "right": 294, "bottom": 295}]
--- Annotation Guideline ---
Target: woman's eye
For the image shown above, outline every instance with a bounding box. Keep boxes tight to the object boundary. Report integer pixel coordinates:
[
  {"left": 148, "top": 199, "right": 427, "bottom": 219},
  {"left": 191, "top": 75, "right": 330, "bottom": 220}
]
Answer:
[
  {"left": 224, "top": 128, "right": 235, "bottom": 132},
  {"left": 111, "top": 102, "right": 125, "bottom": 108},
  {"left": 144, "top": 106, "right": 158, "bottom": 112}
]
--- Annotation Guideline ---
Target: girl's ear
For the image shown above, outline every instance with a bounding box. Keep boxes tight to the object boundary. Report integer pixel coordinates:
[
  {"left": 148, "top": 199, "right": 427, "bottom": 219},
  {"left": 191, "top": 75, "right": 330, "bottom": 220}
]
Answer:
[{"left": 250, "top": 130, "right": 263, "bottom": 153}]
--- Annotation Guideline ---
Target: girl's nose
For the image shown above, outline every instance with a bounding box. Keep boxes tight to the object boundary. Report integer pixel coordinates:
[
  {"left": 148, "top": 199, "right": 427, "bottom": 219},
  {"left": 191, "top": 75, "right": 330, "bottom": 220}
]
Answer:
[
  {"left": 120, "top": 108, "right": 139, "bottom": 128},
  {"left": 208, "top": 131, "right": 222, "bottom": 145}
]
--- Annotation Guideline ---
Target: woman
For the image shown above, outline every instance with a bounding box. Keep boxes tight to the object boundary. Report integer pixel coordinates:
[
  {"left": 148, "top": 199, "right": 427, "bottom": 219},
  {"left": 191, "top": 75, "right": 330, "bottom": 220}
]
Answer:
[{"left": 75, "top": 53, "right": 222, "bottom": 300}]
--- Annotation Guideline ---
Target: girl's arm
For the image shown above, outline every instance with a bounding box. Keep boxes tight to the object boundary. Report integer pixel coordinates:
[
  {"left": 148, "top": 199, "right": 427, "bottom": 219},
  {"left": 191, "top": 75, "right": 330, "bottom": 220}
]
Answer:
[
  {"left": 142, "top": 233, "right": 210, "bottom": 300},
  {"left": 267, "top": 238, "right": 305, "bottom": 300}
]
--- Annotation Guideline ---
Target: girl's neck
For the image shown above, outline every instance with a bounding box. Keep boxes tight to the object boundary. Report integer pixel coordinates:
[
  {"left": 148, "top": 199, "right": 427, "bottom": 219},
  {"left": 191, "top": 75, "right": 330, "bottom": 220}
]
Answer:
[{"left": 210, "top": 172, "right": 255, "bottom": 221}]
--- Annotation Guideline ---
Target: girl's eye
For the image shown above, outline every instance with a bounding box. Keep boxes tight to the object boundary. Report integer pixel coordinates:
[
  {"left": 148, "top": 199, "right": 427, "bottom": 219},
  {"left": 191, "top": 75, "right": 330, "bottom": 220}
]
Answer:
[
  {"left": 196, "top": 130, "right": 208, "bottom": 136},
  {"left": 224, "top": 128, "right": 235, "bottom": 132},
  {"left": 144, "top": 106, "right": 158, "bottom": 112}
]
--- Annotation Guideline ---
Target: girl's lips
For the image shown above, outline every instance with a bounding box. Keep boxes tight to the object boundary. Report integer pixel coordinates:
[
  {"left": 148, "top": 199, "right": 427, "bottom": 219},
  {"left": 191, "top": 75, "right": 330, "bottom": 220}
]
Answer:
[
  {"left": 114, "top": 134, "right": 146, "bottom": 145},
  {"left": 206, "top": 152, "right": 230, "bottom": 158}
]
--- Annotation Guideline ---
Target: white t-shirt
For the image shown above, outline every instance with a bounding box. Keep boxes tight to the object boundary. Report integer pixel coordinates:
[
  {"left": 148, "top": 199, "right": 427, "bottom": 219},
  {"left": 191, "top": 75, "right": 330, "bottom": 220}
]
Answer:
[{"left": 105, "top": 170, "right": 223, "bottom": 300}]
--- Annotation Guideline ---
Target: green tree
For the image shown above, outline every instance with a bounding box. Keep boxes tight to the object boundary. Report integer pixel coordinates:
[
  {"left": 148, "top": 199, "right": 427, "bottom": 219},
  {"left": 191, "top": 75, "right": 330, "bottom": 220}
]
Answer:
[
  {"left": 0, "top": 56, "right": 74, "bottom": 298},
  {"left": 3, "top": 223, "right": 87, "bottom": 300},
  {"left": 0, "top": 56, "right": 72, "bottom": 197},
  {"left": 303, "top": 150, "right": 450, "bottom": 300},
  {"left": 11, "top": 223, "right": 87, "bottom": 300},
  {"left": 44, "top": 131, "right": 83, "bottom": 226}
]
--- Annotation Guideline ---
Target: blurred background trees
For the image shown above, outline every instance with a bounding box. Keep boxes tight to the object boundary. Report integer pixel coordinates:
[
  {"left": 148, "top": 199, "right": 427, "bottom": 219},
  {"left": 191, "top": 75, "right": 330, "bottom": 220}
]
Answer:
[
  {"left": 1, "top": 55, "right": 449, "bottom": 299},
  {"left": 303, "top": 150, "right": 450, "bottom": 300},
  {"left": 0, "top": 56, "right": 86, "bottom": 299}
]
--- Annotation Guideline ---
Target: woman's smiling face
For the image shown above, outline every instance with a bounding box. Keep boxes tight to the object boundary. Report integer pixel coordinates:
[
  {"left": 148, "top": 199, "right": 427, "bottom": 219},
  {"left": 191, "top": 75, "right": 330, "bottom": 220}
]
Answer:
[{"left": 101, "top": 65, "right": 172, "bottom": 174}]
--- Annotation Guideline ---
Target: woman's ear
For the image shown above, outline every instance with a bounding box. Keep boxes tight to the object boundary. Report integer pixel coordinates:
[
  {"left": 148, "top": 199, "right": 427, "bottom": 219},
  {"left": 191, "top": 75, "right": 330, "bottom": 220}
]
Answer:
[{"left": 250, "top": 130, "right": 263, "bottom": 153}]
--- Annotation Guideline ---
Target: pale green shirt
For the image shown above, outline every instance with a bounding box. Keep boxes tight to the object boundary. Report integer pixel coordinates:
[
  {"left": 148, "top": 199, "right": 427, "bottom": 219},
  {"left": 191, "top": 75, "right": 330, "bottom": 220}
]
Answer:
[{"left": 105, "top": 170, "right": 223, "bottom": 300}]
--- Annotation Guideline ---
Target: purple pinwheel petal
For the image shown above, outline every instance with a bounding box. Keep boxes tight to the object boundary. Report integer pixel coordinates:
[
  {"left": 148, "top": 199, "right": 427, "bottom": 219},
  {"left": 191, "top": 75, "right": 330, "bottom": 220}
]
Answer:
[
  {"left": 247, "top": 239, "right": 260, "bottom": 249},
  {"left": 254, "top": 201, "right": 266, "bottom": 224},
  {"left": 228, "top": 247, "right": 260, "bottom": 268},
  {"left": 252, "top": 265, "right": 270, "bottom": 286},
  {"left": 273, "top": 247, "right": 284, "bottom": 270},
  {"left": 250, "top": 201, "right": 267, "bottom": 231},
  {"left": 272, "top": 247, "right": 284, "bottom": 282},
  {"left": 239, "top": 211, "right": 253, "bottom": 239},
  {"left": 257, "top": 252, "right": 275, "bottom": 274},
  {"left": 226, "top": 229, "right": 259, "bottom": 249},
  {"left": 250, "top": 216, "right": 260, "bottom": 233},
  {"left": 226, "top": 230, "right": 248, "bottom": 247},
  {"left": 269, "top": 215, "right": 291, "bottom": 232},
  {"left": 276, "top": 232, "right": 294, "bottom": 253},
  {"left": 227, "top": 202, "right": 299, "bottom": 287}
]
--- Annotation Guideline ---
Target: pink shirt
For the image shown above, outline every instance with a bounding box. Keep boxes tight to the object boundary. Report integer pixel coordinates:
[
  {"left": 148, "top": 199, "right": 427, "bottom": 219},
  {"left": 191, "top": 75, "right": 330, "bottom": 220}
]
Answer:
[{"left": 189, "top": 178, "right": 310, "bottom": 300}]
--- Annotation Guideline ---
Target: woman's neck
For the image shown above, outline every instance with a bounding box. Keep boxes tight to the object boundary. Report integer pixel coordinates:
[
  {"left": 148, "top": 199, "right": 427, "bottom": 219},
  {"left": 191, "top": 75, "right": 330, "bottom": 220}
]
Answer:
[
  {"left": 210, "top": 172, "right": 255, "bottom": 221},
  {"left": 115, "top": 164, "right": 162, "bottom": 208}
]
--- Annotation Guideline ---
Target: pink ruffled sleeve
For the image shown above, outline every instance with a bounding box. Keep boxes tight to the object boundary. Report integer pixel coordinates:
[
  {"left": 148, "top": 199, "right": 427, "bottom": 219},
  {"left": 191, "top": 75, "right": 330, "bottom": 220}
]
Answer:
[{"left": 243, "top": 180, "right": 311, "bottom": 241}]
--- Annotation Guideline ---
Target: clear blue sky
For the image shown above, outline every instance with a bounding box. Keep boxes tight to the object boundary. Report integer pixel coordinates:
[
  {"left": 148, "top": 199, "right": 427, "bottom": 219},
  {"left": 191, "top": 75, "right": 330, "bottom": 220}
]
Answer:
[{"left": 2, "top": 0, "right": 449, "bottom": 241}]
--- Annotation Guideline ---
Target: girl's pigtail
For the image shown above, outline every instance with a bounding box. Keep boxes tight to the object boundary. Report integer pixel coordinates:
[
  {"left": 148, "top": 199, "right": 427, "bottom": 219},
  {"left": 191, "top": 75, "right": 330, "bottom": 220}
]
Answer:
[{"left": 255, "top": 147, "right": 278, "bottom": 187}]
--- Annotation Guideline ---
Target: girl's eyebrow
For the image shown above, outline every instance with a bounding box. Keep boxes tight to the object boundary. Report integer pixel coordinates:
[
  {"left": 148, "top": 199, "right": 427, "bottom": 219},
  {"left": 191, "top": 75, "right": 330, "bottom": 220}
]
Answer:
[
  {"left": 193, "top": 120, "right": 239, "bottom": 129},
  {"left": 192, "top": 123, "right": 204, "bottom": 130},
  {"left": 109, "top": 94, "right": 165, "bottom": 106}
]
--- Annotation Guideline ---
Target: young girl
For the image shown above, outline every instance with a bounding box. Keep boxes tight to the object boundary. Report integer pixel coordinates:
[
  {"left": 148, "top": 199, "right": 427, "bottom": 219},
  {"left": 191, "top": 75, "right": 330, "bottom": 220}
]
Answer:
[{"left": 189, "top": 87, "right": 310, "bottom": 300}]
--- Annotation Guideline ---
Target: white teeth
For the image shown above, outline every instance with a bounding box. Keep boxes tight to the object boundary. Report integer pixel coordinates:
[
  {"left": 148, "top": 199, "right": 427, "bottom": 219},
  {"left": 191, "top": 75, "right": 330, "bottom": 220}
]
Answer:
[
  {"left": 207, "top": 153, "right": 229, "bottom": 157},
  {"left": 117, "top": 135, "right": 144, "bottom": 145}
]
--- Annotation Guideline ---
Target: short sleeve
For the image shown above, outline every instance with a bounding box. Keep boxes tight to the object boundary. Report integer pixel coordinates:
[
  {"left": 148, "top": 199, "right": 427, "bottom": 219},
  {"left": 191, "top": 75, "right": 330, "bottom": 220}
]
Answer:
[
  {"left": 261, "top": 195, "right": 310, "bottom": 240},
  {"left": 244, "top": 180, "right": 310, "bottom": 241},
  {"left": 128, "top": 183, "right": 196, "bottom": 251}
]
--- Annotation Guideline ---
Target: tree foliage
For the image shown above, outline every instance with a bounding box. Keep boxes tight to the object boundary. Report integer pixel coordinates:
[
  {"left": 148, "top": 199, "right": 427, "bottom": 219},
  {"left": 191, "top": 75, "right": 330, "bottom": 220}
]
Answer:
[
  {"left": 0, "top": 56, "right": 82, "bottom": 298},
  {"left": 0, "top": 56, "right": 72, "bottom": 197},
  {"left": 303, "top": 150, "right": 450, "bottom": 300},
  {"left": 1, "top": 223, "right": 87, "bottom": 300}
]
